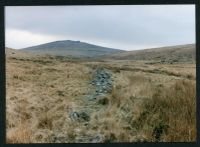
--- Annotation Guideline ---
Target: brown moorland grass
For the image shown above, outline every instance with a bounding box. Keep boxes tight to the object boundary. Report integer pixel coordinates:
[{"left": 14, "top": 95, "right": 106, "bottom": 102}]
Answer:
[
  {"left": 132, "top": 80, "right": 196, "bottom": 142},
  {"left": 6, "top": 51, "right": 196, "bottom": 143}
]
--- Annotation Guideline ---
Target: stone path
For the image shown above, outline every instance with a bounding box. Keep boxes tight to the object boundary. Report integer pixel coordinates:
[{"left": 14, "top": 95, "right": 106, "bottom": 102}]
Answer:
[
  {"left": 69, "top": 67, "right": 113, "bottom": 119},
  {"left": 67, "top": 67, "right": 114, "bottom": 142},
  {"left": 88, "top": 67, "right": 113, "bottom": 100}
]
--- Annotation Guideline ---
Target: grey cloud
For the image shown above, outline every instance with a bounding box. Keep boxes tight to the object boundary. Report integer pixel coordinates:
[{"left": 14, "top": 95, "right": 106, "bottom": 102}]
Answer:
[{"left": 5, "top": 5, "right": 195, "bottom": 50}]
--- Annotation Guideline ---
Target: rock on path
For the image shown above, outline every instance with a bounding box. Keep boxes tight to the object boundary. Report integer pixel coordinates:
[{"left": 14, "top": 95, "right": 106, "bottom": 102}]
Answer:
[{"left": 88, "top": 67, "right": 113, "bottom": 100}]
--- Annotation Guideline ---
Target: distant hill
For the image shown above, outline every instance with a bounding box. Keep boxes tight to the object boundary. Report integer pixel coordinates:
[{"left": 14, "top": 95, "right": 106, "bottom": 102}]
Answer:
[
  {"left": 103, "top": 44, "right": 196, "bottom": 63},
  {"left": 8, "top": 43, "right": 196, "bottom": 63},
  {"left": 20, "top": 40, "right": 124, "bottom": 57}
]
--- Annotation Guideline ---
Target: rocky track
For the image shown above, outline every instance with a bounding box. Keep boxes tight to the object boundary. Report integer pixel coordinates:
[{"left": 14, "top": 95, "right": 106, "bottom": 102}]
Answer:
[
  {"left": 66, "top": 67, "right": 114, "bottom": 142},
  {"left": 88, "top": 67, "right": 113, "bottom": 100},
  {"left": 69, "top": 67, "right": 113, "bottom": 120}
]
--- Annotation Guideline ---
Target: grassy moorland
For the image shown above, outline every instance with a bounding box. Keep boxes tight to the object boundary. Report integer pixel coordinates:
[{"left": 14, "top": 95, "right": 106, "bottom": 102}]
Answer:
[{"left": 6, "top": 47, "right": 196, "bottom": 143}]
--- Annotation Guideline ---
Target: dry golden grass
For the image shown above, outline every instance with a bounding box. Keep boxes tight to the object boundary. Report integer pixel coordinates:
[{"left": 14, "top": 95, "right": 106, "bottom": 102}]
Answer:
[
  {"left": 6, "top": 121, "right": 33, "bottom": 143},
  {"left": 132, "top": 80, "right": 196, "bottom": 142},
  {"left": 6, "top": 50, "right": 196, "bottom": 143},
  {"left": 6, "top": 53, "right": 93, "bottom": 143},
  {"left": 6, "top": 97, "right": 33, "bottom": 143}
]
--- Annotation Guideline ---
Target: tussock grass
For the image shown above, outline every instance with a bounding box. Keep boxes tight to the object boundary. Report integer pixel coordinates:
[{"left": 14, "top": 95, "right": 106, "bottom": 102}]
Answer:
[
  {"left": 6, "top": 121, "right": 33, "bottom": 143},
  {"left": 6, "top": 52, "right": 196, "bottom": 143},
  {"left": 132, "top": 80, "right": 196, "bottom": 142},
  {"left": 6, "top": 99, "right": 33, "bottom": 143}
]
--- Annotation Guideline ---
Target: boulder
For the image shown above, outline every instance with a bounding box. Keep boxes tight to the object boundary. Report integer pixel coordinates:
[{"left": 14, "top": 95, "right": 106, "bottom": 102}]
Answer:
[{"left": 69, "top": 111, "right": 90, "bottom": 122}]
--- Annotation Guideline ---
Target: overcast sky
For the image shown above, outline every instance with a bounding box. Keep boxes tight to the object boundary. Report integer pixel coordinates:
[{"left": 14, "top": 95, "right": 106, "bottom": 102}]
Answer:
[{"left": 5, "top": 5, "right": 195, "bottom": 51}]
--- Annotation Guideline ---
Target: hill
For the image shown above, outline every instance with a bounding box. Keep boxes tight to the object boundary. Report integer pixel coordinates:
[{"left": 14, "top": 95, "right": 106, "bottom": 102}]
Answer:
[
  {"left": 103, "top": 44, "right": 195, "bottom": 63},
  {"left": 8, "top": 43, "right": 196, "bottom": 63},
  {"left": 20, "top": 40, "right": 124, "bottom": 57}
]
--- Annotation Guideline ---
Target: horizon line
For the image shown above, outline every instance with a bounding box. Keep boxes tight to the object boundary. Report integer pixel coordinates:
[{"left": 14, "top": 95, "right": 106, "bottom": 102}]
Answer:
[{"left": 5, "top": 39, "right": 195, "bottom": 51}]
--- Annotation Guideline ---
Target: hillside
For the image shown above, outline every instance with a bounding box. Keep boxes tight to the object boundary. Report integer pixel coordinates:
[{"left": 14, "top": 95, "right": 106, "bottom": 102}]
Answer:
[
  {"left": 103, "top": 44, "right": 195, "bottom": 63},
  {"left": 21, "top": 40, "right": 124, "bottom": 57},
  {"left": 7, "top": 43, "right": 196, "bottom": 63},
  {"left": 6, "top": 47, "right": 37, "bottom": 58}
]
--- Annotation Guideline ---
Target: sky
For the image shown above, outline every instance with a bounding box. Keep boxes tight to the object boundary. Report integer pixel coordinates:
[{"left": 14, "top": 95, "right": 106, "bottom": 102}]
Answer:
[{"left": 5, "top": 5, "right": 195, "bottom": 51}]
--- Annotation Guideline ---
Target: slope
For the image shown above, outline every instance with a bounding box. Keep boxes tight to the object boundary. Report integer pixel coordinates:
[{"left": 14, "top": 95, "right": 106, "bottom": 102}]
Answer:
[{"left": 21, "top": 40, "right": 124, "bottom": 58}]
